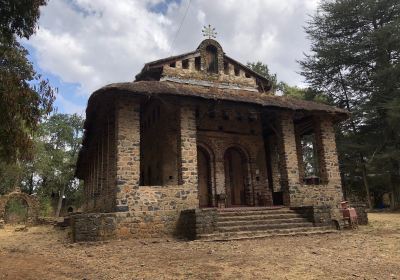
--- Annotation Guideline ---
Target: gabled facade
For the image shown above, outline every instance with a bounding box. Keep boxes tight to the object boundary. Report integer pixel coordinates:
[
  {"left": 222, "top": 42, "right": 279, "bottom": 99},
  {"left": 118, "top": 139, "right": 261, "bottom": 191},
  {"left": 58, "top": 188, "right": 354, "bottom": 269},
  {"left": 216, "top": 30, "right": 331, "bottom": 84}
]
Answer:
[{"left": 74, "top": 39, "right": 348, "bottom": 241}]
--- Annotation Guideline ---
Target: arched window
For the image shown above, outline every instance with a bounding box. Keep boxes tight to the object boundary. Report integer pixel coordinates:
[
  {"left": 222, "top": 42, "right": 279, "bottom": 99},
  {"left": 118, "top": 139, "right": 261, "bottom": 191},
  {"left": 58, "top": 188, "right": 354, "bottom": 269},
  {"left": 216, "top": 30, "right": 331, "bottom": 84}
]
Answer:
[{"left": 205, "top": 45, "right": 218, "bottom": 73}]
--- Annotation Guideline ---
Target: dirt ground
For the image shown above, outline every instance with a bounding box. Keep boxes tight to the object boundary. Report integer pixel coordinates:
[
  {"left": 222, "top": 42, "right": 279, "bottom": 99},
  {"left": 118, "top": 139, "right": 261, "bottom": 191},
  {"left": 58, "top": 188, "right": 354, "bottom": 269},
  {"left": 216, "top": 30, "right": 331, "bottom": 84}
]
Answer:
[{"left": 0, "top": 213, "right": 399, "bottom": 280}]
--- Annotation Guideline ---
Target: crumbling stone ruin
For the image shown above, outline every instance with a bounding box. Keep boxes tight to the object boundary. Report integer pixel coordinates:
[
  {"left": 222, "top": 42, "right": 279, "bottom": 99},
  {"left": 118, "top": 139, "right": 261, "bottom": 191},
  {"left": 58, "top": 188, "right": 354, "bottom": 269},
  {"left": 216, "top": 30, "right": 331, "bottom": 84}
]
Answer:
[
  {"left": 73, "top": 39, "right": 349, "bottom": 241},
  {"left": 0, "top": 189, "right": 39, "bottom": 225}
]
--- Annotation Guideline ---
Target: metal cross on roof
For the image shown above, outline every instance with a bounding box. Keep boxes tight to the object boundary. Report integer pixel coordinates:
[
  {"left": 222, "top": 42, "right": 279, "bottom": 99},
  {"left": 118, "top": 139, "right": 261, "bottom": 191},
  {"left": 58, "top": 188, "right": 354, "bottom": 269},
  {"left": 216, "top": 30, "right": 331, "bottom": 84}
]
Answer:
[{"left": 202, "top": 24, "right": 217, "bottom": 39}]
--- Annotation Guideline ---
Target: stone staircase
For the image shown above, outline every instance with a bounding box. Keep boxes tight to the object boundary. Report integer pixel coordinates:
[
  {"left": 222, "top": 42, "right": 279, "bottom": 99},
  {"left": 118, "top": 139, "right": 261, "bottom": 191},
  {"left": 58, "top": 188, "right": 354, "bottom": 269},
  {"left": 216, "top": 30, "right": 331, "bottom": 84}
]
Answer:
[{"left": 196, "top": 207, "right": 337, "bottom": 241}]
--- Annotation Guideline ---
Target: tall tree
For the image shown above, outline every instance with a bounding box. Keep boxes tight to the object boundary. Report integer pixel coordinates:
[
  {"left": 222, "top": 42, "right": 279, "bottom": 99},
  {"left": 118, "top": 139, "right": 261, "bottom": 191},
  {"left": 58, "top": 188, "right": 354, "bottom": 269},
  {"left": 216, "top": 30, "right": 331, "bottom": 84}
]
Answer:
[
  {"left": 0, "top": 0, "right": 55, "bottom": 163},
  {"left": 300, "top": 0, "right": 400, "bottom": 208},
  {"left": 34, "top": 114, "right": 84, "bottom": 216},
  {"left": 247, "top": 61, "right": 280, "bottom": 92}
]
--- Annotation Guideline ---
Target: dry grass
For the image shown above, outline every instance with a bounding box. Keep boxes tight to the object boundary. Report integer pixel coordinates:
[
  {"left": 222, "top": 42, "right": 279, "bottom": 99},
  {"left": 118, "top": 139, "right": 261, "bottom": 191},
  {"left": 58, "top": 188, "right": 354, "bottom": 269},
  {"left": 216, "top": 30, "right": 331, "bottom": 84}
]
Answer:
[{"left": 0, "top": 212, "right": 399, "bottom": 280}]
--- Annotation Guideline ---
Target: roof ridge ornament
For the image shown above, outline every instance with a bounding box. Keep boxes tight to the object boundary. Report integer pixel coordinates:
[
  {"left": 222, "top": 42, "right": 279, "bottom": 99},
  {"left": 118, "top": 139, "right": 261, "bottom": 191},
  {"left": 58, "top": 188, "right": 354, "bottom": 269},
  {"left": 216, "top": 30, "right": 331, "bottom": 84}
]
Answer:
[{"left": 202, "top": 24, "right": 217, "bottom": 39}]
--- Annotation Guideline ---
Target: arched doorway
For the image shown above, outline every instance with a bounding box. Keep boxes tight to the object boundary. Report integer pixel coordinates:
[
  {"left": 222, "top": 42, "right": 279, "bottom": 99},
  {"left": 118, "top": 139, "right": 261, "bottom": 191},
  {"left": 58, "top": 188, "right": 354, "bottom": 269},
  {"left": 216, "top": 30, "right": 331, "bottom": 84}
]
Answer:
[
  {"left": 0, "top": 191, "right": 39, "bottom": 224},
  {"left": 224, "top": 147, "right": 249, "bottom": 206},
  {"left": 197, "top": 146, "right": 213, "bottom": 207},
  {"left": 4, "top": 197, "right": 29, "bottom": 224}
]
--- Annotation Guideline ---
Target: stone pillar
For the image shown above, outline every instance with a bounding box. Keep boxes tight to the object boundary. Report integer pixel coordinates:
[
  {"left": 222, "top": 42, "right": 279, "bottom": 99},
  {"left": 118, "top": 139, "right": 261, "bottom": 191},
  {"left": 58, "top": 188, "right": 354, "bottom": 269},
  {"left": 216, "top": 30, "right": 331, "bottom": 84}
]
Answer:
[
  {"left": 115, "top": 98, "right": 141, "bottom": 212},
  {"left": 315, "top": 117, "right": 341, "bottom": 185},
  {"left": 269, "top": 136, "right": 282, "bottom": 192},
  {"left": 295, "top": 127, "right": 305, "bottom": 183},
  {"left": 276, "top": 112, "right": 301, "bottom": 206},
  {"left": 214, "top": 159, "right": 225, "bottom": 196},
  {"left": 179, "top": 104, "right": 198, "bottom": 187},
  {"left": 188, "top": 58, "right": 195, "bottom": 71}
]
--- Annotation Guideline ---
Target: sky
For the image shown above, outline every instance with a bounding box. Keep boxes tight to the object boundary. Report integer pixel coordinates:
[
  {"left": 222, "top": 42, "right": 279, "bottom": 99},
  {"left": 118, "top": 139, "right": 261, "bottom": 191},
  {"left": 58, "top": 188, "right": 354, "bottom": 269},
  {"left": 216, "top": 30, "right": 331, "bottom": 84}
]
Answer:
[{"left": 23, "top": 0, "right": 319, "bottom": 115}]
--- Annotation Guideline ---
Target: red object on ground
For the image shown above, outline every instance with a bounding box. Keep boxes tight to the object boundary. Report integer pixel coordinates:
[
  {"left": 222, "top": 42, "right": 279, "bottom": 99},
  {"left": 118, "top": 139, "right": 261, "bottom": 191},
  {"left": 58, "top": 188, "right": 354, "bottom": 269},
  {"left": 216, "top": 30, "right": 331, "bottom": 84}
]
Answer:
[{"left": 340, "top": 201, "right": 358, "bottom": 228}]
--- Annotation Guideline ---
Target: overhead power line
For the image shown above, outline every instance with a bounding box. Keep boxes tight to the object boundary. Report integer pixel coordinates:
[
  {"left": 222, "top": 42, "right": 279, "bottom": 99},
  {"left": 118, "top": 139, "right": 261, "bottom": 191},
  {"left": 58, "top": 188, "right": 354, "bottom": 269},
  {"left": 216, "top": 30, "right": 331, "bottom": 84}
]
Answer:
[{"left": 169, "top": 0, "right": 192, "bottom": 56}]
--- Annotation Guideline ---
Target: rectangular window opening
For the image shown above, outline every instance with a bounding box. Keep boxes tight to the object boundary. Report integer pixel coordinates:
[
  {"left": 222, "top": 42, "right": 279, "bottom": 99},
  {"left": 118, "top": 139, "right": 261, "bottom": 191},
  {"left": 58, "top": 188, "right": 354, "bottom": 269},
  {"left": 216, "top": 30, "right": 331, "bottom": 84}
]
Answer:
[
  {"left": 234, "top": 67, "right": 240, "bottom": 76},
  {"left": 301, "top": 133, "right": 320, "bottom": 185},
  {"left": 224, "top": 62, "right": 229, "bottom": 75},
  {"left": 195, "top": 57, "right": 201, "bottom": 71},
  {"left": 182, "top": 59, "right": 189, "bottom": 69}
]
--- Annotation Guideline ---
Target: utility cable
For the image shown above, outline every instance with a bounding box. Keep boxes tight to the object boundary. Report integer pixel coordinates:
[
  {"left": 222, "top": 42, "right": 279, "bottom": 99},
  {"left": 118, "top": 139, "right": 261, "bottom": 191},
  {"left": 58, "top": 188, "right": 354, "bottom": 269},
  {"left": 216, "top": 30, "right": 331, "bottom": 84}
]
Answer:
[{"left": 169, "top": 0, "right": 192, "bottom": 56}]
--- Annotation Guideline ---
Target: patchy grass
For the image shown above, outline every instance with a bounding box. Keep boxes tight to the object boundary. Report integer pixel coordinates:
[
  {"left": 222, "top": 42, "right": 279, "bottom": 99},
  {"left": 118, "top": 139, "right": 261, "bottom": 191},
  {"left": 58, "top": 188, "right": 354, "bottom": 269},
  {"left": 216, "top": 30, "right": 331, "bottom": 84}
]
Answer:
[{"left": 0, "top": 213, "right": 399, "bottom": 280}]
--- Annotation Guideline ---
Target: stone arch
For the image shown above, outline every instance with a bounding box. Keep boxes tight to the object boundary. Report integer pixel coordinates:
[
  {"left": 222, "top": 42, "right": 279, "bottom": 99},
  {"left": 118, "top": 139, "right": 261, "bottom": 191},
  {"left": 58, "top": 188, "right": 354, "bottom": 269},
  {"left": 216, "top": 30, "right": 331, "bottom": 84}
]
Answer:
[
  {"left": 197, "top": 39, "right": 224, "bottom": 73},
  {"left": 0, "top": 191, "right": 39, "bottom": 224},
  {"left": 197, "top": 142, "right": 216, "bottom": 207},
  {"left": 224, "top": 145, "right": 252, "bottom": 206}
]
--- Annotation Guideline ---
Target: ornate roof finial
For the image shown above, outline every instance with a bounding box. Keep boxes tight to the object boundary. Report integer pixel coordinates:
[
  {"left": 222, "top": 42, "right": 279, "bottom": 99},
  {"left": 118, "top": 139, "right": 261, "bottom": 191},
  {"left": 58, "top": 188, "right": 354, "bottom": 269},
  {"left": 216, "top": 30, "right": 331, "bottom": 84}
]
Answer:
[{"left": 202, "top": 24, "right": 217, "bottom": 40}]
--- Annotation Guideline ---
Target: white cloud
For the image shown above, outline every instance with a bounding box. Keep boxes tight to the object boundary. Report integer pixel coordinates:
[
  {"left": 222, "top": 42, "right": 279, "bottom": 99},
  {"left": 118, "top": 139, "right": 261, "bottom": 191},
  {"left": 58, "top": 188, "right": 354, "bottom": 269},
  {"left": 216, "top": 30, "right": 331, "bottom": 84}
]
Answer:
[
  {"left": 56, "top": 93, "right": 86, "bottom": 115},
  {"left": 27, "top": 0, "right": 319, "bottom": 99}
]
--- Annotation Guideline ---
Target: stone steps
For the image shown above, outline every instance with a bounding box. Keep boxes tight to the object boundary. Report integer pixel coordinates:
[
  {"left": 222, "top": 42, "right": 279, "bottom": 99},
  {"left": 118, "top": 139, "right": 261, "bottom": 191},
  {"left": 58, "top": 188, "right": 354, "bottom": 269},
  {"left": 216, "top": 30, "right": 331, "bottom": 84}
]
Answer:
[
  {"left": 195, "top": 207, "right": 336, "bottom": 241},
  {"left": 216, "top": 217, "right": 308, "bottom": 227},
  {"left": 197, "top": 226, "right": 337, "bottom": 241},
  {"left": 217, "top": 213, "right": 304, "bottom": 222},
  {"left": 216, "top": 209, "right": 295, "bottom": 217},
  {"left": 217, "top": 222, "right": 314, "bottom": 232}
]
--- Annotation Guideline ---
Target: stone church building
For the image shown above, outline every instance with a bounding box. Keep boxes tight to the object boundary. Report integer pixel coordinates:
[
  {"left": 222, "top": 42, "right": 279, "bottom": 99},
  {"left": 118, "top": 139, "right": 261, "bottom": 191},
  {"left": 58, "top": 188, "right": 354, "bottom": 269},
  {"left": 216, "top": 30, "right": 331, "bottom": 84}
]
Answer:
[{"left": 74, "top": 39, "right": 348, "bottom": 241}]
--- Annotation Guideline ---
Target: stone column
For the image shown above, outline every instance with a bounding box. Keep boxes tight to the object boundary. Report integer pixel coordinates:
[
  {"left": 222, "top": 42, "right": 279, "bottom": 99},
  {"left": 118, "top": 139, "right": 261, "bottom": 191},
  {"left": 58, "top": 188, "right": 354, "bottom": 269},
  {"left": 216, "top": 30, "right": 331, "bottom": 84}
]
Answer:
[
  {"left": 115, "top": 98, "right": 141, "bottom": 212},
  {"left": 315, "top": 117, "right": 341, "bottom": 185},
  {"left": 295, "top": 127, "right": 305, "bottom": 183},
  {"left": 214, "top": 159, "right": 225, "bottom": 196},
  {"left": 276, "top": 112, "right": 301, "bottom": 206},
  {"left": 179, "top": 104, "right": 198, "bottom": 187}
]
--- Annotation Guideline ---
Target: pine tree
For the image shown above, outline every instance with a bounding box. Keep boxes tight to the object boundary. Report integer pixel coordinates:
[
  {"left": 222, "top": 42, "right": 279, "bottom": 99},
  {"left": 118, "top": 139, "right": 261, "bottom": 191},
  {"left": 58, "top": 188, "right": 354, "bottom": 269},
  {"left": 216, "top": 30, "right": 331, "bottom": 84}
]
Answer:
[{"left": 300, "top": 0, "right": 400, "bottom": 208}]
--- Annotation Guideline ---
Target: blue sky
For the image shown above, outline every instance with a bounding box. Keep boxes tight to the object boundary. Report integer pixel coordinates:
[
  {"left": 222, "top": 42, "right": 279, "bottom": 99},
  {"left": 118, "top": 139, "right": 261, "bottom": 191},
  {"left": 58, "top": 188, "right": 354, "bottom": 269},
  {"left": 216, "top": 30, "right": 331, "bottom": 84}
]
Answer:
[
  {"left": 24, "top": 44, "right": 86, "bottom": 114},
  {"left": 24, "top": 0, "right": 319, "bottom": 115}
]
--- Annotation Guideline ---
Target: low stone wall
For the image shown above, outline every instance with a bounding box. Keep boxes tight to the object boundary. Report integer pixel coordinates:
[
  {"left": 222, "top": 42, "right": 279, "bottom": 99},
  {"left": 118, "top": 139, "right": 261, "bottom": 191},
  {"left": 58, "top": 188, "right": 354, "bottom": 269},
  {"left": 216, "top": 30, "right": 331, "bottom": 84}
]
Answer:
[
  {"left": 193, "top": 208, "right": 218, "bottom": 236},
  {"left": 72, "top": 185, "right": 199, "bottom": 241},
  {"left": 71, "top": 209, "right": 196, "bottom": 242},
  {"left": 291, "top": 205, "right": 333, "bottom": 227},
  {"left": 71, "top": 213, "right": 117, "bottom": 242}
]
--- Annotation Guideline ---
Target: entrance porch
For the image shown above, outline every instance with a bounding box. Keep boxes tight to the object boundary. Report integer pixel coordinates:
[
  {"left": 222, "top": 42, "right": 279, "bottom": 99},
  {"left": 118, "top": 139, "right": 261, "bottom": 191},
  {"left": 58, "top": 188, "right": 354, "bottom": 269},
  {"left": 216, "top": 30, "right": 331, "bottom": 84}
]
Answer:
[{"left": 191, "top": 206, "right": 336, "bottom": 241}]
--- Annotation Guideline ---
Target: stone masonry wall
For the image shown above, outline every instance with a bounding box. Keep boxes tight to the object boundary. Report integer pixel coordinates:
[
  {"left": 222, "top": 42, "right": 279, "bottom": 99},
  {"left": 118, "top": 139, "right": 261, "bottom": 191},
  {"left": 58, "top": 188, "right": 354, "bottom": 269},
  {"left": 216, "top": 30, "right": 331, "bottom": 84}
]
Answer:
[
  {"left": 0, "top": 191, "right": 39, "bottom": 224},
  {"left": 160, "top": 39, "right": 259, "bottom": 91},
  {"left": 277, "top": 113, "right": 344, "bottom": 219},
  {"left": 71, "top": 203, "right": 196, "bottom": 242},
  {"left": 140, "top": 99, "right": 179, "bottom": 186},
  {"left": 179, "top": 103, "right": 198, "bottom": 187},
  {"left": 276, "top": 112, "right": 301, "bottom": 206},
  {"left": 196, "top": 102, "right": 272, "bottom": 206},
  {"left": 78, "top": 102, "right": 199, "bottom": 240},
  {"left": 115, "top": 97, "right": 141, "bottom": 212}
]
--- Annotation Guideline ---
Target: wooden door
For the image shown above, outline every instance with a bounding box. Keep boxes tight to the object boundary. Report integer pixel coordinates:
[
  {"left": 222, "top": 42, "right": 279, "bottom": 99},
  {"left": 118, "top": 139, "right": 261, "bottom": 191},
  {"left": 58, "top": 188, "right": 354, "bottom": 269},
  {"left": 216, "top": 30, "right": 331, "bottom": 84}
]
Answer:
[
  {"left": 225, "top": 148, "right": 247, "bottom": 206},
  {"left": 198, "top": 148, "right": 211, "bottom": 207}
]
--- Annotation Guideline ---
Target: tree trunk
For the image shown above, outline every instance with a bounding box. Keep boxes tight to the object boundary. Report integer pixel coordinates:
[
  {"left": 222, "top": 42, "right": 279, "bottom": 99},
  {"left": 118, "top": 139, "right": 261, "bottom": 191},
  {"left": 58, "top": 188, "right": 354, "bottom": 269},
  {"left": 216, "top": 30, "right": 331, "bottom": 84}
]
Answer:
[
  {"left": 361, "top": 162, "right": 372, "bottom": 209},
  {"left": 28, "top": 173, "right": 34, "bottom": 195},
  {"left": 390, "top": 160, "right": 400, "bottom": 210},
  {"left": 55, "top": 184, "right": 66, "bottom": 217}
]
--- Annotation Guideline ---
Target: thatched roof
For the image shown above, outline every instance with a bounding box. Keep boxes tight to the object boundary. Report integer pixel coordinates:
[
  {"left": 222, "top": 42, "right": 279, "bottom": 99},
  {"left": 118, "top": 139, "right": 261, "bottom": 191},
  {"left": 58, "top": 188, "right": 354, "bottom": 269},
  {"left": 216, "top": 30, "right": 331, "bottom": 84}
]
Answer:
[
  {"left": 88, "top": 80, "right": 348, "bottom": 117},
  {"left": 76, "top": 80, "right": 348, "bottom": 178}
]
